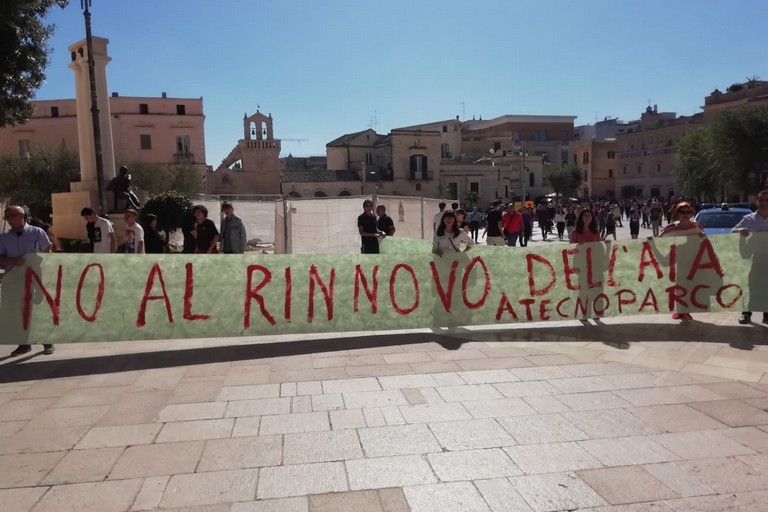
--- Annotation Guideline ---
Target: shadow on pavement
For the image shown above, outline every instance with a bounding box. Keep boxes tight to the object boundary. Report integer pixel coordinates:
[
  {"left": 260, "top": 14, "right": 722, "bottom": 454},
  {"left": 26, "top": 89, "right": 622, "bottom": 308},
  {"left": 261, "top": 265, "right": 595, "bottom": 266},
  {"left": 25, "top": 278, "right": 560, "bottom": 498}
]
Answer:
[{"left": 0, "top": 322, "right": 763, "bottom": 384}]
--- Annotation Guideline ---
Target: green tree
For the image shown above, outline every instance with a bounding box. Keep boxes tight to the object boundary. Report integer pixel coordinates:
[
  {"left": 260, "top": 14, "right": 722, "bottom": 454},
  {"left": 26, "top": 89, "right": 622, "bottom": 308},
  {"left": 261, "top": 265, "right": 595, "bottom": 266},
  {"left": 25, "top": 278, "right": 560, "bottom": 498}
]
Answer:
[
  {"left": 0, "top": 146, "right": 79, "bottom": 219},
  {"left": 546, "top": 164, "right": 582, "bottom": 201},
  {"left": 710, "top": 107, "right": 768, "bottom": 199},
  {"left": 121, "top": 160, "right": 170, "bottom": 196},
  {"left": 120, "top": 160, "right": 204, "bottom": 197},
  {"left": 169, "top": 164, "right": 204, "bottom": 197},
  {"left": 462, "top": 190, "right": 479, "bottom": 208},
  {"left": 675, "top": 127, "right": 719, "bottom": 200},
  {"left": 141, "top": 191, "right": 192, "bottom": 243},
  {"left": 0, "top": 0, "right": 58, "bottom": 128},
  {"left": 676, "top": 107, "right": 768, "bottom": 200}
]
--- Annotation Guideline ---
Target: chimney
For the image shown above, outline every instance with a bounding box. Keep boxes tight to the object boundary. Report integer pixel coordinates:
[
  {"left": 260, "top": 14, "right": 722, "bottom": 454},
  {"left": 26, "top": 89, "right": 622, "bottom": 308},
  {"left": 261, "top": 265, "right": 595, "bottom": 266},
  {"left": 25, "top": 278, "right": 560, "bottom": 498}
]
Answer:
[
  {"left": 111, "top": 92, "right": 118, "bottom": 97},
  {"left": 653, "top": 104, "right": 657, "bottom": 113},
  {"left": 162, "top": 92, "right": 167, "bottom": 98}
]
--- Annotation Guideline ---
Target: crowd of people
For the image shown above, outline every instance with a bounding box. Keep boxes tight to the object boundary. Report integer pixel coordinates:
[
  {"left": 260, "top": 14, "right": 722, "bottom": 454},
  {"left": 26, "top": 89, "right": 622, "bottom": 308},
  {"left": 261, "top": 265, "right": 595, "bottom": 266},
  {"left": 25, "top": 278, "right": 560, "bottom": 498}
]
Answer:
[{"left": 358, "top": 191, "right": 768, "bottom": 326}]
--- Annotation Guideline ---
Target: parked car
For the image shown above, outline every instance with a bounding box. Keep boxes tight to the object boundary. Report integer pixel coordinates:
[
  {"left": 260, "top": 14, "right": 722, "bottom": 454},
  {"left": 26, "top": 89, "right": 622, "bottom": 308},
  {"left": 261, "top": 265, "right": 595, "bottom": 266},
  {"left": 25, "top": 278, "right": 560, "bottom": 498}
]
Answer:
[{"left": 694, "top": 204, "right": 752, "bottom": 235}]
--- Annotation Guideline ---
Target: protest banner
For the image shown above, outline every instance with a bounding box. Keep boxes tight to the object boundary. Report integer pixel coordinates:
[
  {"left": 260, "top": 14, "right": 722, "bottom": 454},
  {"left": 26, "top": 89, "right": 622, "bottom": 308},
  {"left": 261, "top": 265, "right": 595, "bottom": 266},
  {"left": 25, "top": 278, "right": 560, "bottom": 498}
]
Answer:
[{"left": 0, "top": 234, "right": 765, "bottom": 344}]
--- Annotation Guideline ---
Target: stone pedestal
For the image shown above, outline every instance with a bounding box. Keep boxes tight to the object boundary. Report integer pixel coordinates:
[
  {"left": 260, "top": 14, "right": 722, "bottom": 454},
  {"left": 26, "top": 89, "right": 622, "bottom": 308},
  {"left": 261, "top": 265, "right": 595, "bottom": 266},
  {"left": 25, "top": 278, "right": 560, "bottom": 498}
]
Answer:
[{"left": 51, "top": 190, "right": 98, "bottom": 240}]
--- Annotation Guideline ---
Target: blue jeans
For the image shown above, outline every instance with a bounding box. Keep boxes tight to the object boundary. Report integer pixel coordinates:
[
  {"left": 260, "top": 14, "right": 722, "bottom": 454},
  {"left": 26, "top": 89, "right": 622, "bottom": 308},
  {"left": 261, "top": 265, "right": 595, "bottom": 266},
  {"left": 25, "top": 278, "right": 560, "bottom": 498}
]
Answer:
[{"left": 505, "top": 232, "right": 519, "bottom": 247}]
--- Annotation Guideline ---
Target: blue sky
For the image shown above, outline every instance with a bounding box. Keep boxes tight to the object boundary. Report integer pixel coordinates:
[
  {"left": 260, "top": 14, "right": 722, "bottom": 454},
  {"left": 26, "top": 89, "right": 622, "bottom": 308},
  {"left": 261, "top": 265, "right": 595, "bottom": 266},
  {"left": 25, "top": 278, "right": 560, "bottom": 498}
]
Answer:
[{"left": 37, "top": 0, "right": 767, "bottom": 167}]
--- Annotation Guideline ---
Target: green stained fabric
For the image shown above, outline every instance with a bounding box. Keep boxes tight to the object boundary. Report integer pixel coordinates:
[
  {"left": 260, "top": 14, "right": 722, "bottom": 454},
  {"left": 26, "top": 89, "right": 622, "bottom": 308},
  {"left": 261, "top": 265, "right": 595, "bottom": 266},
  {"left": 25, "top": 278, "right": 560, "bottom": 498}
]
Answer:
[{"left": 0, "top": 233, "right": 764, "bottom": 344}]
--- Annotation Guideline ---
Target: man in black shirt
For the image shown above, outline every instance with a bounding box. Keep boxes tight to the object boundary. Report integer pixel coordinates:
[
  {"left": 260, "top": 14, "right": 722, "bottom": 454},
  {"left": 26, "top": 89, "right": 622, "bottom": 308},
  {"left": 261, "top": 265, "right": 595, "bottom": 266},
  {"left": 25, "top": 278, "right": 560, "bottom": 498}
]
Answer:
[
  {"left": 376, "top": 205, "right": 396, "bottom": 237},
  {"left": 484, "top": 200, "right": 505, "bottom": 246},
  {"left": 357, "top": 200, "right": 381, "bottom": 254}
]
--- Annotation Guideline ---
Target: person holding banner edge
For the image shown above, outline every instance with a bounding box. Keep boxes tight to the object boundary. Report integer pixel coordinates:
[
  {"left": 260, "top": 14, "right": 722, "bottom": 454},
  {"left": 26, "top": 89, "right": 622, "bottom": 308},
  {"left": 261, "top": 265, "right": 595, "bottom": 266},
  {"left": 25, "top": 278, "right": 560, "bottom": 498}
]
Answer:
[
  {"left": 732, "top": 189, "right": 768, "bottom": 325},
  {"left": 0, "top": 205, "right": 55, "bottom": 356}
]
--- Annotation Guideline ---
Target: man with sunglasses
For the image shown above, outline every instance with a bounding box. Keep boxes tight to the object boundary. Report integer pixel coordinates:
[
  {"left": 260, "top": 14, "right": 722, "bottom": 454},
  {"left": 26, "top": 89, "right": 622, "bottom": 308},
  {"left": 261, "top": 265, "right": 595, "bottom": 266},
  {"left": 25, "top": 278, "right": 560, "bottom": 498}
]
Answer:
[
  {"left": 0, "top": 205, "right": 54, "bottom": 356},
  {"left": 732, "top": 189, "right": 768, "bottom": 324}
]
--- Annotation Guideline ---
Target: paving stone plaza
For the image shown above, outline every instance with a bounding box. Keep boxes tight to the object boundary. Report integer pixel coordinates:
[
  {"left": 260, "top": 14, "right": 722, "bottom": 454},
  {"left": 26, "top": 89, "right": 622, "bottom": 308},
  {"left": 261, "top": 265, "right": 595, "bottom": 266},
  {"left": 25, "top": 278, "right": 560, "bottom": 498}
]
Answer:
[{"left": 1, "top": 311, "right": 767, "bottom": 512}]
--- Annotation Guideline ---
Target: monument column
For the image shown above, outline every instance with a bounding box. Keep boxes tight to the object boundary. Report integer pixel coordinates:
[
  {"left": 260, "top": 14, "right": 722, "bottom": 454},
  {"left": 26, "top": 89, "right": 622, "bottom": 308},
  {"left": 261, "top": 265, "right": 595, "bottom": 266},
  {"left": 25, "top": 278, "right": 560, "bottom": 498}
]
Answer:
[
  {"left": 51, "top": 36, "right": 118, "bottom": 240},
  {"left": 67, "top": 36, "right": 116, "bottom": 198}
]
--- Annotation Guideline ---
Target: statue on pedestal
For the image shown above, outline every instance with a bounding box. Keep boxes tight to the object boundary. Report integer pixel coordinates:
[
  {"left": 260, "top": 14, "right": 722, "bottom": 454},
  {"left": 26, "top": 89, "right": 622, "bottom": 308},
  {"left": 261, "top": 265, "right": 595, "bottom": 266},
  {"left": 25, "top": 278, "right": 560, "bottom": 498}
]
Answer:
[{"left": 107, "top": 165, "right": 141, "bottom": 211}]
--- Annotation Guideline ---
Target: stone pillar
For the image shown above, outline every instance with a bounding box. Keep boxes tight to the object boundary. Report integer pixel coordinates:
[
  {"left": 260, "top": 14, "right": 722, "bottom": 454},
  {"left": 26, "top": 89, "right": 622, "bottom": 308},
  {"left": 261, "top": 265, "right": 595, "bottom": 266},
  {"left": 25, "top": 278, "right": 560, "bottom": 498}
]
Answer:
[
  {"left": 52, "top": 36, "right": 117, "bottom": 240},
  {"left": 67, "top": 36, "right": 116, "bottom": 193}
]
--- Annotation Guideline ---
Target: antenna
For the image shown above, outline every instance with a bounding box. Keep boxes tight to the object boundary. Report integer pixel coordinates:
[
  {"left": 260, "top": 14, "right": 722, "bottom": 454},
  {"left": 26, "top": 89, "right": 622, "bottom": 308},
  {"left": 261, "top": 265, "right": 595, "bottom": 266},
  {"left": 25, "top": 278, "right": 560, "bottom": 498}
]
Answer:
[
  {"left": 461, "top": 102, "right": 465, "bottom": 121},
  {"left": 369, "top": 110, "right": 378, "bottom": 131},
  {"left": 282, "top": 138, "right": 309, "bottom": 152}
]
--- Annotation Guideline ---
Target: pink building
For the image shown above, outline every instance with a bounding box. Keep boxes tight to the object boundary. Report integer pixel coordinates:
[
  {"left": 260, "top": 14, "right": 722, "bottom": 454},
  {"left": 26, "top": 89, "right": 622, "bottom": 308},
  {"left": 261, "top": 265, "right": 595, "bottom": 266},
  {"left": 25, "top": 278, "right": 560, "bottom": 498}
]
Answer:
[{"left": 0, "top": 93, "right": 207, "bottom": 170}]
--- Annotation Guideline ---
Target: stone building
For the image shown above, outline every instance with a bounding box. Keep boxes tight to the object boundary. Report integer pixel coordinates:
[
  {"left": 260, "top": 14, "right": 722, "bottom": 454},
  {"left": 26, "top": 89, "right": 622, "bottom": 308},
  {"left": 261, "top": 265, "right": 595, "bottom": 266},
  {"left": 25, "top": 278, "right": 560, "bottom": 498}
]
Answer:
[
  {"left": 207, "top": 112, "right": 575, "bottom": 206},
  {"left": 206, "top": 111, "right": 282, "bottom": 197}
]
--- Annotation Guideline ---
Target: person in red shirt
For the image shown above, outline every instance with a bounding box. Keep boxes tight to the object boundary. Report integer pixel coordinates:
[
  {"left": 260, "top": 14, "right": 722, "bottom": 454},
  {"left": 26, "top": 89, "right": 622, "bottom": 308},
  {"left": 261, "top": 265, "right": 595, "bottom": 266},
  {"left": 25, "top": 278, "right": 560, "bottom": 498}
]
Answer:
[
  {"left": 502, "top": 203, "right": 523, "bottom": 247},
  {"left": 569, "top": 209, "right": 602, "bottom": 244}
]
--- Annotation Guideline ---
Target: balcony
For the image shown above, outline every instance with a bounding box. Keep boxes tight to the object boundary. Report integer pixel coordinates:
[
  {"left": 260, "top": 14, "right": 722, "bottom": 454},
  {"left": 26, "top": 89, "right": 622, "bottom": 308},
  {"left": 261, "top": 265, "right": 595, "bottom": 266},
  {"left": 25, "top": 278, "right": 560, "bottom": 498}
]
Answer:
[
  {"left": 408, "top": 170, "right": 432, "bottom": 181},
  {"left": 174, "top": 153, "right": 195, "bottom": 164}
]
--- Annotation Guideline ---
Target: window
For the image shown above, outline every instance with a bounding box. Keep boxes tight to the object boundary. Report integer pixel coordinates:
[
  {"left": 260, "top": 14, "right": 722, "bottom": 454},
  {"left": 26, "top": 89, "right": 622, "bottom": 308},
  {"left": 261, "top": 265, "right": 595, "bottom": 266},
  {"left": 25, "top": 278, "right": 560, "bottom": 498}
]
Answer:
[
  {"left": 470, "top": 182, "right": 479, "bottom": 194},
  {"left": 51, "top": 106, "right": 59, "bottom": 118},
  {"left": 623, "top": 166, "right": 627, "bottom": 175},
  {"left": 573, "top": 154, "right": 577, "bottom": 165},
  {"left": 442, "top": 125, "right": 447, "bottom": 133},
  {"left": 140, "top": 134, "right": 152, "bottom": 150},
  {"left": 529, "top": 172, "right": 534, "bottom": 187},
  {"left": 18, "top": 139, "right": 31, "bottom": 159},
  {"left": 582, "top": 152, "right": 590, "bottom": 164},
  {"left": 584, "top": 170, "right": 589, "bottom": 181},
  {"left": 512, "top": 131, "right": 520, "bottom": 142},
  {"left": 409, "top": 155, "right": 428, "bottom": 179},
  {"left": 441, "top": 143, "right": 451, "bottom": 158},
  {"left": 176, "top": 104, "right": 186, "bottom": 115},
  {"left": 607, "top": 151, "right": 615, "bottom": 159},
  {"left": 534, "top": 129, "right": 548, "bottom": 141},
  {"left": 447, "top": 183, "right": 458, "bottom": 200},
  {"left": 656, "top": 163, "right": 661, "bottom": 172},
  {"left": 176, "top": 135, "right": 191, "bottom": 154},
  {"left": 561, "top": 130, "right": 569, "bottom": 142},
  {"left": 139, "top": 103, "right": 149, "bottom": 115},
  {"left": 366, "top": 152, "right": 373, "bottom": 164},
  {"left": 608, "top": 168, "right": 614, "bottom": 178},
  {"left": 637, "top": 164, "right": 642, "bottom": 174},
  {"left": 493, "top": 142, "right": 501, "bottom": 151},
  {"left": 415, "top": 183, "right": 421, "bottom": 191}
]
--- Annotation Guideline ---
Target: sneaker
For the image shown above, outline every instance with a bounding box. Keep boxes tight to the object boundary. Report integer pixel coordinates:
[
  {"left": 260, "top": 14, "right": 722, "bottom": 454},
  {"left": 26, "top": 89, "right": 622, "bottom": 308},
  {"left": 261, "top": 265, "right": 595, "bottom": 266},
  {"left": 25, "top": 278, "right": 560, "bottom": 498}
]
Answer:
[
  {"left": 682, "top": 313, "right": 693, "bottom": 321},
  {"left": 672, "top": 313, "right": 682, "bottom": 320},
  {"left": 10, "top": 345, "right": 31, "bottom": 356},
  {"left": 738, "top": 313, "right": 752, "bottom": 325},
  {"left": 43, "top": 344, "right": 55, "bottom": 355}
]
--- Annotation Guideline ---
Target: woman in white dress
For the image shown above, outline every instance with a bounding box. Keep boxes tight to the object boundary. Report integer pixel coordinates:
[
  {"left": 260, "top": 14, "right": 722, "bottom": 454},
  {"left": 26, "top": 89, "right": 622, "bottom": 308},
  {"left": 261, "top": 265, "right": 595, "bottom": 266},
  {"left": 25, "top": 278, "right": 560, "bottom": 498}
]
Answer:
[{"left": 432, "top": 210, "right": 475, "bottom": 256}]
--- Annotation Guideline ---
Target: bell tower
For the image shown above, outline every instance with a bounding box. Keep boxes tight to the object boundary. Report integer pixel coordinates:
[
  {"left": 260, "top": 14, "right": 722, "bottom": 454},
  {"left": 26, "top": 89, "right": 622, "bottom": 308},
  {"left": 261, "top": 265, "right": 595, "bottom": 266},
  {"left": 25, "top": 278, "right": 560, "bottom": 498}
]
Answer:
[{"left": 241, "top": 111, "right": 281, "bottom": 193}]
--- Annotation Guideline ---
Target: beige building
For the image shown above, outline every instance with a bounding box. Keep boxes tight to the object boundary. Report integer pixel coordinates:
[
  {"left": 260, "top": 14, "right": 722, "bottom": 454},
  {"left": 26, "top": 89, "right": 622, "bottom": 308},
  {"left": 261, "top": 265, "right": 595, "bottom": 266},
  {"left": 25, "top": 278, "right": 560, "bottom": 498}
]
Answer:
[
  {"left": 206, "top": 111, "right": 282, "bottom": 196},
  {"left": 612, "top": 106, "right": 704, "bottom": 199},
  {"left": 572, "top": 138, "right": 618, "bottom": 199},
  {"left": 702, "top": 81, "right": 768, "bottom": 119},
  {"left": 207, "top": 112, "right": 575, "bottom": 206}
]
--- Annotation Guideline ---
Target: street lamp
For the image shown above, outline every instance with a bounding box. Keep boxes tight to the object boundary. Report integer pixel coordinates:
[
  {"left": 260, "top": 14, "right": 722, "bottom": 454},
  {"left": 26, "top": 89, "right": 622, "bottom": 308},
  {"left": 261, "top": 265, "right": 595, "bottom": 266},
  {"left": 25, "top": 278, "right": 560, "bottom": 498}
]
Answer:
[
  {"left": 519, "top": 142, "right": 528, "bottom": 202},
  {"left": 56, "top": 0, "right": 108, "bottom": 215}
]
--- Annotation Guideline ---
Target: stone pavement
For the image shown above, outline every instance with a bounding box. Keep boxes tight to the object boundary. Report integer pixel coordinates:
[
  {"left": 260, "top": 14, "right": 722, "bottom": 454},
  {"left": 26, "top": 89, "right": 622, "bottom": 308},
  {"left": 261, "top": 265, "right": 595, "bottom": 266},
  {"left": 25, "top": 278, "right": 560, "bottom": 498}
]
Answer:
[{"left": 1, "top": 312, "right": 767, "bottom": 512}]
